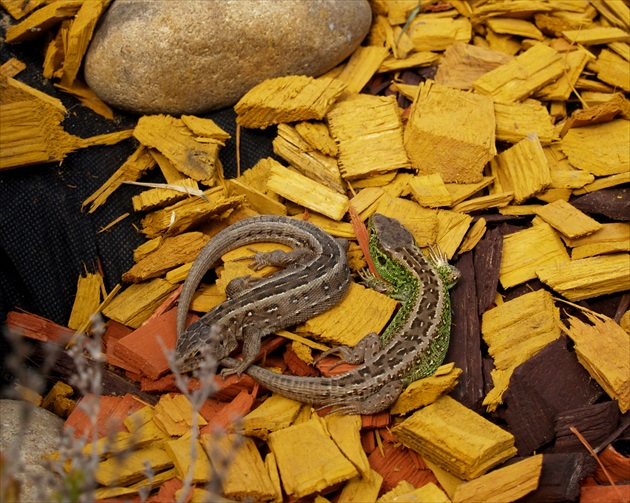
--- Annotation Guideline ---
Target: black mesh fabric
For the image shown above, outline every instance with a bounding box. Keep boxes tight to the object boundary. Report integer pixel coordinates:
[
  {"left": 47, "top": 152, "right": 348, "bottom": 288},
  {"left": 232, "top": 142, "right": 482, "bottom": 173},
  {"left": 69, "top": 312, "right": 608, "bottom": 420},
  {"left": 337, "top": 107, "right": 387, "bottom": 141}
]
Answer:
[{"left": 0, "top": 16, "right": 276, "bottom": 348}]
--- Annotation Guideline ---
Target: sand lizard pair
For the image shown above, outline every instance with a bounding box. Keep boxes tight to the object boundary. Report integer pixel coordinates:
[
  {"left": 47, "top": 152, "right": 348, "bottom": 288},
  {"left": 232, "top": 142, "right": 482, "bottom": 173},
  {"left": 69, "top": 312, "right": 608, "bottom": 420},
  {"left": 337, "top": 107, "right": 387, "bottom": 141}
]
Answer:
[{"left": 175, "top": 214, "right": 460, "bottom": 415}]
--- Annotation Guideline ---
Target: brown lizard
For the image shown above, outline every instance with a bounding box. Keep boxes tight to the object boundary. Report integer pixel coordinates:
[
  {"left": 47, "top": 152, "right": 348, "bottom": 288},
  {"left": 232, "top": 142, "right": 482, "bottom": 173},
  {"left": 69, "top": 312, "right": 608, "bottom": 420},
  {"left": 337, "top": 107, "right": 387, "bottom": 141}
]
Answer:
[
  {"left": 175, "top": 214, "right": 351, "bottom": 376},
  {"left": 220, "top": 214, "right": 460, "bottom": 415}
]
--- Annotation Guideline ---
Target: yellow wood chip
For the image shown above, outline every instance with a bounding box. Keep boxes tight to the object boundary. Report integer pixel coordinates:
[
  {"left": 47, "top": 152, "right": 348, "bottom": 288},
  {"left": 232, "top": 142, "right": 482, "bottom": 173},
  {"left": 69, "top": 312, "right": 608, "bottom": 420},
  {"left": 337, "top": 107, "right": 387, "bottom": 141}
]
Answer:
[
  {"left": 67, "top": 272, "right": 104, "bottom": 330},
  {"left": 95, "top": 446, "right": 173, "bottom": 487},
  {"left": 534, "top": 199, "right": 602, "bottom": 239},
  {"left": 391, "top": 364, "right": 462, "bottom": 415},
  {"left": 164, "top": 436, "right": 211, "bottom": 484},
  {"left": 240, "top": 394, "right": 303, "bottom": 440},
  {"left": 325, "top": 414, "right": 370, "bottom": 478}
]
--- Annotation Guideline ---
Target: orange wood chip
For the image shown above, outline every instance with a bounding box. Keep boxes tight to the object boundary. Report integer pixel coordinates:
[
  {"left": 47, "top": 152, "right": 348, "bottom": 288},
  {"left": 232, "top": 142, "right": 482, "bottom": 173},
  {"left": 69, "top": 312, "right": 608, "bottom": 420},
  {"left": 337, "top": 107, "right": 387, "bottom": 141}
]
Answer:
[
  {"left": 200, "top": 390, "right": 256, "bottom": 431},
  {"left": 6, "top": 309, "right": 74, "bottom": 344}
]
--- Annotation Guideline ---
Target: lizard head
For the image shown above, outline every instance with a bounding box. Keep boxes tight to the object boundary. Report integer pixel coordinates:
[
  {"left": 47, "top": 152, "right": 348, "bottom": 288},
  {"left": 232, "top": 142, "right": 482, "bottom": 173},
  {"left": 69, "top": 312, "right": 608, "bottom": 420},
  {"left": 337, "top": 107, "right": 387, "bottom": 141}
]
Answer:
[
  {"left": 369, "top": 214, "right": 415, "bottom": 252},
  {"left": 175, "top": 321, "right": 237, "bottom": 373}
]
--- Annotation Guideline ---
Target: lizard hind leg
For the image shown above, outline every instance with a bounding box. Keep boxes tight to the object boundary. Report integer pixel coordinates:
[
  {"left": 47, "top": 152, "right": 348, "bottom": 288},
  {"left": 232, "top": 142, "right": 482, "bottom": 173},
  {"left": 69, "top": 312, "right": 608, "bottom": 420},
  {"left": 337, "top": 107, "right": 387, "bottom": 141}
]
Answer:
[
  {"left": 236, "top": 247, "right": 315, "bottom": 271},
  {"left": 225, "top": 275, "right": 262, "bottom": 299},
  {"left": 313, "top": 332, "right": 382, "bottom": 371}
]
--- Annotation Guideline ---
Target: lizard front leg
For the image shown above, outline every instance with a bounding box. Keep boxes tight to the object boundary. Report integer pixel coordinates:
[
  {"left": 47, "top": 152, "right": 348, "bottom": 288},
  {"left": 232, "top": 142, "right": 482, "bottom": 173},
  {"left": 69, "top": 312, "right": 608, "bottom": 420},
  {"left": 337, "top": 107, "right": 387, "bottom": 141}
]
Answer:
[{"left": 220, "top": 325, "right": 263, "bottom": 379}]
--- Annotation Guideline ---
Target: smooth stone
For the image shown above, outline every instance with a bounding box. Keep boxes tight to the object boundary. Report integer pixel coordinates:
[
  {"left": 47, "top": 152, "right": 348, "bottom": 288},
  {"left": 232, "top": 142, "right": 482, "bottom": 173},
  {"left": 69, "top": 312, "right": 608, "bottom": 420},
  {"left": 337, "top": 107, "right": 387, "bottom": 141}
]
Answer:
[
  {"left": 0, "top": 400, "right": 64, "bottom": 501},
  {"left": 84, "top": 0, "right": 372, "bottom": 115}
]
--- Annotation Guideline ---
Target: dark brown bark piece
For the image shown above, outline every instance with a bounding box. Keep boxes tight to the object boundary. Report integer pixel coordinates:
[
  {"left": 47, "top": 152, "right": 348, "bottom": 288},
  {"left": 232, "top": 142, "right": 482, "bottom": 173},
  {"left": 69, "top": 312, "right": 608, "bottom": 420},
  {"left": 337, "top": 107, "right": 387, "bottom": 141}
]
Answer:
[
  {"left": 446, "top": 251, "right": 484, "bottom": 412},
  {"left": 571, "top": 187, "right": 629, "bottom": 221},
  {"left": 473, "top": 226, "right": 502, "bottom": 315},
  {"left": 553, "top": 401, "right": 620, "bottom": 453},
  {"left": 503, "top": 337, "right": 604, "bottom": 456}
]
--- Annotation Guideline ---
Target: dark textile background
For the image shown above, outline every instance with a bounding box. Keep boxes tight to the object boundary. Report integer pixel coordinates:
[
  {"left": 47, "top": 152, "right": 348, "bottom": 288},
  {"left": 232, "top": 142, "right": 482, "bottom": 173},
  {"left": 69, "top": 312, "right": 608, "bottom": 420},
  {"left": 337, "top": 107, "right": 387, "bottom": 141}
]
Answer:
[{"left": 0, "top": 16, "right": 276, "bottom": 385}]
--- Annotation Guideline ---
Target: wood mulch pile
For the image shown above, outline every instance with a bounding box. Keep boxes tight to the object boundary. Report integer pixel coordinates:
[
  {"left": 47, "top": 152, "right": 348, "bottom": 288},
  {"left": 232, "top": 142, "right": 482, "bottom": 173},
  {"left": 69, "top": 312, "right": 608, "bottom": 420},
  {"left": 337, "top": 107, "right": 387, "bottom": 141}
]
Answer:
[{"left": 2, "top": 0, "right": 629, "bottom": 502}]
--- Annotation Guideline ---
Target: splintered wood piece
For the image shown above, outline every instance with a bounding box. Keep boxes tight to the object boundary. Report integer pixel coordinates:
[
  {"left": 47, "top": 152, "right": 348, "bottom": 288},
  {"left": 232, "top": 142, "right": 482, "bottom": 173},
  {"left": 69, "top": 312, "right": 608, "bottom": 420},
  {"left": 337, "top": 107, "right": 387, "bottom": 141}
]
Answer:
[
  {"left": 43, "top": 21, "right": 67, "bottom": 79},
  {"left": 164, "top": 436, "right": 211, "bottom": 484},
  {"left": 95, "top": 445, "right": 173, "bottom": 487},
  {"left": 266, "top": 163, "right": 349, "bottom": 220},
  {"left": 294, "top": 121, "right": 338, "bottom": 157},
  {"left": 180, "top": 115, "right": 230, "bottom": 143},
  {"left": 235, "top": 75, "right": 346, "bottom": 129},
  {"left": 237, "top": 157, "right": 284, "bottom": 198},
  {"left": 228, "top": 178, "right": 286, "bottom": 216},
  {"left": 452, "top": 454, "right": 542, "bottom": 503},
  {"left": 491, "top": 133, "right": 551, "bottom": 204},
  {"left": 394, "top": 482, "right": 451, "bottom": 503},
  {"left": 122, "top": 232, "right": 209, "bottom": 283},
  {"left": 451, "top": 192, "right": 514, "bottom": 213},
  {"left": 435, "top": 209, "right": 473, "bottom": 259},
  {"left": 327, "top": 94, "right": 410, "bottom": 180},
  {"left": 133, "top": 114, "right": 222, "bottom": 182},
  {"left": 565, "top": 223, "right": 630, "bottom": 259},
  {"left": 536, "top": 49, "right": 590, "bottom": 102},
  {"left": 536, "top": 253, "right": 630, "bottom": 301},
  {"left": 0, "top": 57, "right": 26, "bottom": 78},
  {"left": 445, "top": 177, "right": 495, "bottom": 207},
  {"left": 378, "top": 51, "right": 439, "bottom": 73},
  {"left": 336, "top": 45, "right": 390, "bottom": 94},
  {"left": 560, "top": 120, "right": 630, "bottom": 177},
  {"left": 378, "top": 481, "right": 418, "bottom": 502},
  {"left": 391, "top": 395, "right": 517, "bottom": 480},
  {"left": 404, "top": 80, "right": 496, "bottom": 183},
  {"left": 487, "top": 17, "right": 543, "bottom": 39},
  {"left": 494, "top": 100, "right": 559, "bottom": 145},
  {"left": 338, "top": 469, "right": 383, "bottom": 503},
  {"left": 6, "top": 309, "right": 74, "bottom": 344},
  {"left": 102, "top": 278, "right": 178, "bottom": 328},
  {"left": 473, "top": 1, "right": 553, "bottom": 18},
  {"left": 534, "top": 199, "right": 602, "bottom": 239},
  {"left": 595, "top": 49, "right": 630, "bottom": 92},
  {"left": 0, "top": 0, "right": 45, "bottom": 19},
  {"left": 325, "top": 414, "right": 371, "bottom": 478},
  {"left": 434, "top": 42, "right": 513, "bottom": 90},
  {"left": 272, "top": 124, "right": 345, "bottom": 193},
  {"left": 296, "top": 281, "right": 398, "bottom": 348},
  {"left": 457, "top": 217, "right": 486, "bottom": 254},
  {"left": 499, "top": 222, "right": 570, "bottom": 289},
  {"left": 502, "top": 337, "right": 604, "bottom": 456},
  {"left": 202, "top": 433, "right": 277, "bottom": 501},
  {"left": 67, "top": 271, "right": 104, "bottom": 331},
  {"left": 4, "top": 0, "right": 83, "bottom": 42},
  {"left": 564, "top": 312, "right": 630, "bottom": 413},
  {"left": 563, "top": 26, "right": 630, "bottom": 45},
  {"left": 473, "top": 43, "right": 564, "bottom": 102},
  {"left": 131, "top": 178, "right": 200, "bottom": 212},
  {"left": 482, "top": 289, "right": 561, "bottom": 411},
  {"left": 375, "top": 194, "right": 438, "bottom": 247},
  {"left": 153, "top": 394, "right": 207, "bottom": 437},
  {"left": 54, "top": 79, "right": 114, "bottom": 120},
  {"left": 83, "top": 146, "right": 156, "bottom": 213},
  {"left": 267, "top": 415, "right": 359, "bottom": 498},
  {"left": 408, "top": 174, "right": 452, "bottom": 208},
  {"left": 485, "top": 30, "right": 521, "bottom": 56},
  {"left": 59, "top": 0, "right": 108, "bottom": 86},
  {"left": 93, "top": 468, "right": 178, "bottom": 500},
  {"left": 390, "top": 364, "right": 462, "bottom": 415},
  {"left": 240, "top": 394, "right": 303, "bottom": 440},
  {"left": 408, "top": 16, "right": 472, "bottom": 51},
  {"left": 140, "top": 189, "right": 244, "bottom": 238}
]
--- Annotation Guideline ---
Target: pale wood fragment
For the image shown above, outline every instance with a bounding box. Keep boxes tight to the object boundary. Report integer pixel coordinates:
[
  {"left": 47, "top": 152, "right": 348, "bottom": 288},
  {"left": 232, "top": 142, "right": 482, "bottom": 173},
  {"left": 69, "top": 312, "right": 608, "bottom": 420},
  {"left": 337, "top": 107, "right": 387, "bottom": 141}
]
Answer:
[
  {"left": 534, "top": 199, "right": 602, "bottom": 239},
  {"left": 202, "top": 433, "right": 278, "bottom": 501},
  {"left": 592, "top": 0, "right": 630, "bottom": 29},
  {"left": 164, "top": 436, "right": 211, "bottom": 484},
  {"left": 294, "top": 121, "right": 337, "bottom": 157},
  {"left": 4, "top": 0, "right": 83, "bottom": 42},
  {"left": 491, "top": 133, "right": 551, "bottom": 203},
  {"left": 266, "top": 162, "right": 349, "bottom": 221},
  {"left": 564, "top": 223, "right": 630, "bottom": 259},
  {"left": 180, "top": 115, "right": 230, "bottom": 143},
  {"left": 102, "top": 279, "right": 177, "bottom": 328},
  {"left": 392, "top": 395, "right": 517, "bottom": 480},
  {"left": 130, "top": 179, "right": 200, "bottom": 212},
  {"left": 473, "top": 44, "right": 564, "bottom": 102},
  {"left": 473, "top": 1, "right": 553, "bottom": 19},
  {"left": 485, "top": 29, "right": 521, "bottom": 56},
  {"left": 536, "top": 253, "right": 630, "bottom": 301},
  {"left": 240, "top": 394, "right": 302, "bottom": 440},
  {"left": 228, "top": 178, "right": 286, "bottom": 216},
  {"left": 494, "top": 99, "right": 559, "bottom": 145},
  {"left": 189, "top": 283, "right": 225, "bottom": 313},
  {"left": 296, "top": 282, "right": 398, "bottom": 348},
  {"left": 408, "top": 174, "right": 452, "bottom": 208},
  {"left": 83, "top": 146, "right": 156, "bottom": 213},
  {"left": 94, "top": 468, "right": 178, "bottom": 500},
  {"left": 336, "top": 45, "right": 390, "bottom": 94},
  {"left": 499, "top": 222, "right": 570, "bottom": 288},
  {"left": 458, "top": 217, "right": 487, "bottom": 254},
  {"left": 264, "top": 452, "right": 284, "bottom": 503},
  {"left": 68, "top": 272, "right": 104, "bottom": 331},
  {"left": 350, "top": 187, "right": 385, "bottom": 220},
  {"left": 564, "top": 313, "right": 630, "bottom": 413},
  {"left": 408, "top": 17, "right": 473, "bottom": 51},
  {"left": 235, "top": 76, "right": 346, "bottom": 129},
  {"left": 55, "top": 79, "right": 114, "bottom": 119},
  {"left": 133, "top": 114, "right": 222, "bottom": 182},
  {"left": 325, "top": 414, "right": 370, "bottom": 478},
  {"left": 563, "top": 26, "right": 630, "bottom": 45},
  {"left": 445, "top": 176, "right": 495, "bottom": 206},
  {"left": 560, "top": 120, "right": 630, "bottom": 176},
  {"left": 536, "top": 49, "right": 590, "bottom": 101},
  {"left": 434, "top": 42, "right": 513, "bottom": 90},
  {"left": 392, "top": 482, "right": 451, "bottom": 503},
  {"left": 451, "top": 193, "right": 514, "bottom": 213},
  {"left": 327, "top": 94, "right": 410, "bottom": 180},
  {"left": 391, "top": 363, "right": 462, "bottom": 415},
  {"left": 300, "top": 213, "right": 355, "bottom": 239},
  {"left": 573, "top": 171, "right": 630, "bottom": 195},
  {"left": 95, "top": 446, "right": 173, "bottom": 487},
  {"left": 482, "top": 290, "right": 561, "bottom": 410},
  {"left": 267, "top": 415, "right": 359, "bottom": 498},
  {"left": 273, "top": 124, "right": 345, "bottom": 193},
  {"left": 378, "top": 51, "right": 440, "bottom": 73},
  {"left": 404, "top": 80, "right": 496, "bottom": 183},
  {"left": 338, "top": 469, "right": 383, "bottom": 503},
  {"left": 436, "top": 209, "right": 473, "bottom": 259},
  {"left": 238, "top": 157, "right": 284, "bottom": 200},
  {"left": 487, "top": 17, "right": 544, "bottom": 40},
  {"left": 594, "top": 49, "right": 630, "bottom": 92},
  {"left": 452, "top": 454, "right": 542, "bottom": 503},
  {"left": 377, "top": 481, "right": 417, "bottom": 503}
]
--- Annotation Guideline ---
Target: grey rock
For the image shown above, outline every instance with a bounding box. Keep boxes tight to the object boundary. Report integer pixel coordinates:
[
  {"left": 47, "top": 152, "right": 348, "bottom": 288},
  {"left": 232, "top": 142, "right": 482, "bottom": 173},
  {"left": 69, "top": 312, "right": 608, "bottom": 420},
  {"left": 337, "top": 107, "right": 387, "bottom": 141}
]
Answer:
[
  {"left": 84, "top": 0, "right": 372, "bottom": 115},
  {"left": 0, "top": 399, "right": 64, "bottom": 502}
]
